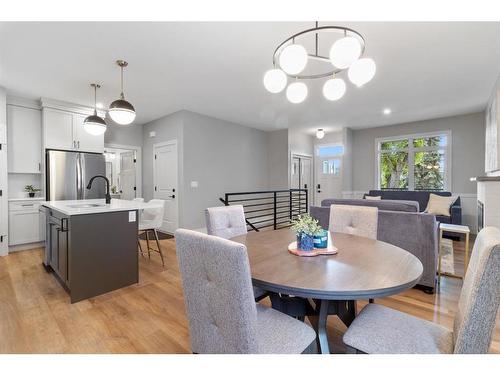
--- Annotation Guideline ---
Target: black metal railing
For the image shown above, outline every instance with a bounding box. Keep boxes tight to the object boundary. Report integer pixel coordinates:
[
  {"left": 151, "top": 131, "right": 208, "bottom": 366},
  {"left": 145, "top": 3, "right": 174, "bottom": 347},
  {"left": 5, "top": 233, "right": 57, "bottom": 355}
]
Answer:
[{"left": 219, "top": 189, "right": 308, "bottom": 232}]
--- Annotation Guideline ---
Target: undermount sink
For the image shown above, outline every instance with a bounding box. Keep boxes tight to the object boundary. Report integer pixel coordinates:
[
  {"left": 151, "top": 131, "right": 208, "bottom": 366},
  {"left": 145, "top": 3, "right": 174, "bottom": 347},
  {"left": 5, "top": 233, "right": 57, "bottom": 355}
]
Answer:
[{"left": 67, "top": 203, "right": 106, "bottom": 208}]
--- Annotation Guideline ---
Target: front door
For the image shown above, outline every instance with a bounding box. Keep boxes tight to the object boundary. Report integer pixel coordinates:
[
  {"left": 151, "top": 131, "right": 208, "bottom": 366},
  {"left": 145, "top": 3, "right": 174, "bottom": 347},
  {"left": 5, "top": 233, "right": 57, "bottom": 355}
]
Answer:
[
  {"left": 119, "top": 151, "right": 136, "bottom": 200},
  {"left": 153, "top": 141, "right": 178, "bottom": 234},
  {"left": 314, "top": 157, "right": 342, "bottom": 205}
]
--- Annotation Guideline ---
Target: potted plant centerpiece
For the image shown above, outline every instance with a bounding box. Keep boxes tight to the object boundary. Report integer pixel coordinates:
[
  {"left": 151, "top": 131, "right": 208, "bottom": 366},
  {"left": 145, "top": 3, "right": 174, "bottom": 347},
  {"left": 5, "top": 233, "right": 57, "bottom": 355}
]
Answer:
[
  {"left": 291, "top": 214, "right": 324, "bottom": 251},
  {"left": 24, "top": 185, "right": 41, "bottom": 198}
]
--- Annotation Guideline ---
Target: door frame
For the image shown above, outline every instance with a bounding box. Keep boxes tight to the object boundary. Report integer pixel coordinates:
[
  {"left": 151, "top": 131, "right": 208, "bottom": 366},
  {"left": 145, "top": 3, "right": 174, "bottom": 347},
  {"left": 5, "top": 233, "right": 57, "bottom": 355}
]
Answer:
[
  {"left": 105, "top": 143, "right": 142, "bottom": 198},
  {"left": 291, "top": 153, "right": 314, "bottom": 206},
  {"left": 153, "top": 139, "right": 179, "bottom": 234},
  {"left": 313, "top": 143, "right": 344, "bottom": 205}
]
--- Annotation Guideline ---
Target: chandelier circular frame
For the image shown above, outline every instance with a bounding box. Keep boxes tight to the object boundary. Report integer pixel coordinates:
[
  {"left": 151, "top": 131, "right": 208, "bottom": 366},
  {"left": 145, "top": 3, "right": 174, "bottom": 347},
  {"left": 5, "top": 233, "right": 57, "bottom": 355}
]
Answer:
[{"left": 272, "top": 25, "right": 366, "bottom": 80}]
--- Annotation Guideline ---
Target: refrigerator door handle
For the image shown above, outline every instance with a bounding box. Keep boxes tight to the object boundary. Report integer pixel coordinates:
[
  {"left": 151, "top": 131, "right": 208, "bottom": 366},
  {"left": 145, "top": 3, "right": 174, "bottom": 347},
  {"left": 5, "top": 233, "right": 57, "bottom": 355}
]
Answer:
[{"left": 76, "top": 153, "right": 83, "bottom": 199}]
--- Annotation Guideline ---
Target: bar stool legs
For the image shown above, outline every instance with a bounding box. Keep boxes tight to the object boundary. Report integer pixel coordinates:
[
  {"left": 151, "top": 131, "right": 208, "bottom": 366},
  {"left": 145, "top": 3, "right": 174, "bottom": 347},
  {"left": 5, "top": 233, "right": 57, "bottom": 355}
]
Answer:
[
  {"left": 138, "top": 229, "right": 165, "bottom": 267},
  {"left": 153, "top": 229, "right": 165, "bottom": 266}
]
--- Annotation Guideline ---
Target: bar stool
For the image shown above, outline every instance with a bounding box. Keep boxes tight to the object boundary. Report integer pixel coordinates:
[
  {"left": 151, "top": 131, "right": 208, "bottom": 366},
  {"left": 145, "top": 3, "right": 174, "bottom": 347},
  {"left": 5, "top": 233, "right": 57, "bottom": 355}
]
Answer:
[
  {"left": 139, "top": 199, "right": 166, "bottom": 266},
  {"left": 133, "top": 198, "right": 145, "bottom": 256}
]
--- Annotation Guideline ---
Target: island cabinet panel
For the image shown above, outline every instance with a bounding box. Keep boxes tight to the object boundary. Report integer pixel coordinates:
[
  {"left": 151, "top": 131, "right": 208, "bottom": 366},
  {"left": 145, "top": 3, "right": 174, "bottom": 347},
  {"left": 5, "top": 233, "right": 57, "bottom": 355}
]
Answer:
[
  {"left": 68, "top": 210, "right": 138, "bottom": 303},
  {"left": 47, "top": 210, "right": 69, "bottom": 285}
]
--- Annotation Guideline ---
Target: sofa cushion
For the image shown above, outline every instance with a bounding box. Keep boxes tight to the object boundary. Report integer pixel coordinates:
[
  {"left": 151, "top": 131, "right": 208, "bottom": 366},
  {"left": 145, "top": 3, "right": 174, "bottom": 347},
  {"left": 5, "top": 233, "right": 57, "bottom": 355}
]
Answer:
[
  {"left": 322, "top": 198, "right": 419, "bottom": 213},
  {"left": 425, "top": 193, "right": 457, "bottom": 217},
  {"left": 364, "top": 195, "right": 381, "bottom": 200}
]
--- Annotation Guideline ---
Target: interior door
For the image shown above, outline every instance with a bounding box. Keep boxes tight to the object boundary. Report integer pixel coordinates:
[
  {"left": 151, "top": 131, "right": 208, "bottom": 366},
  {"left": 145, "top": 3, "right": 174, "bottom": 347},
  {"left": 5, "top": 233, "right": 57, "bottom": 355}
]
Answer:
[
  {"left": 315, "top": 157, "right": 342, "bottom": 205},
  {"left": 119, "top": 151, "right": 136, "bottom": 200},
  {"left": 291, "top": 155, "right": 313, "bottom": 208},
  {"left": 153, "top": 141, "right": 178, "bottom": 234}
]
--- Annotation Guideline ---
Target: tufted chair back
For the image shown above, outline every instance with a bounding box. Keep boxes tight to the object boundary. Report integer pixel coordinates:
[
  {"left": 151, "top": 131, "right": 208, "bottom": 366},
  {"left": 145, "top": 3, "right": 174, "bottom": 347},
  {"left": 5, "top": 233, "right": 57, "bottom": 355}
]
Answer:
[
  {"left": 205, "top": 205, "right": 247, "bottom": 239},
  {"left": 175, "top": 229, "right": 258, "bottom": 353},
  {"left": 329, "top": 204, "right": 378, "bottom": 239},
  {"left": 452, "top": 227, "right": 500, "bottom": 353}
]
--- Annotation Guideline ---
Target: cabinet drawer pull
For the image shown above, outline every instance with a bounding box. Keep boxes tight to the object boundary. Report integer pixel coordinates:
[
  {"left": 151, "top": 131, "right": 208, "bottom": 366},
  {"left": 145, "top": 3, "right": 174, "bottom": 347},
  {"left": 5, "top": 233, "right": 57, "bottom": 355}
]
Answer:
[{"left": 21, "top": 204, "right": 34, "bottom": 207}]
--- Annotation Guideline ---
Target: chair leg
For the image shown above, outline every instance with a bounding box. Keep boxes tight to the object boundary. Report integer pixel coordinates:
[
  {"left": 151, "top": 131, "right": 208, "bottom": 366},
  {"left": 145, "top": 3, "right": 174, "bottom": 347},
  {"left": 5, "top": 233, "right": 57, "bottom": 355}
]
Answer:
[
  {"left": 138, "top": 238, "right": 144, "bottom": 257},
  {"left": 153, "top": 229, "right": 165, "bottom": 267},
  {"left": 369, "top": 298, "right": 374, "bottom": 304},
  {"left": 145, "top": 230, "right": 151, "bottom": 259}
]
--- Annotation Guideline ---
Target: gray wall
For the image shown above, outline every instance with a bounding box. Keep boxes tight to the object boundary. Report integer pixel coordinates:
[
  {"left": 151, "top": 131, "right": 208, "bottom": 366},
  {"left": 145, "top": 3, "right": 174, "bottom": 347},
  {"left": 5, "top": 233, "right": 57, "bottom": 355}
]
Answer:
[
  {"left": 181, "top": 111, "right": 269, "bottom": 229},
  {"left": 352, "top": 112, "right": 485, "bottom": 194},
  {"left": 104, "top": 122, "right": 144, "bottom": 148},
  {"left": 267, "top": 129, "right": 289, "bottom": 189}
]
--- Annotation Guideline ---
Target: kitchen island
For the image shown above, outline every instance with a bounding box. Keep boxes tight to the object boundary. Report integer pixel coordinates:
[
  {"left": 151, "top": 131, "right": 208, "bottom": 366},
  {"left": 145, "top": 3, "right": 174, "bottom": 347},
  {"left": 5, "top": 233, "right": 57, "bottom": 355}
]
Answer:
[{"left": 41, "top": 199, "right": 163, "bottom": 303}]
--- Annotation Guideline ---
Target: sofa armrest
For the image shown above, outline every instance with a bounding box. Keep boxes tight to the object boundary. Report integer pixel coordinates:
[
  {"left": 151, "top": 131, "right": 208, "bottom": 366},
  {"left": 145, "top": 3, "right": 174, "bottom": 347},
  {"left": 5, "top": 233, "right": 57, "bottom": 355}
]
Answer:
[{"left": 450, "top": 205, "right": 462, "bottom": 225}]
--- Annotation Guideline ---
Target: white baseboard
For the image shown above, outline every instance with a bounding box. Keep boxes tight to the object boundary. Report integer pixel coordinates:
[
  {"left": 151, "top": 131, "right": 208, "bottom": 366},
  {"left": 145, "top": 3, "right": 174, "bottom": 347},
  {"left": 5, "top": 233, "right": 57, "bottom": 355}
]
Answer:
[{"left": 9, "top": 241, "right": 45, "bottom": 253}]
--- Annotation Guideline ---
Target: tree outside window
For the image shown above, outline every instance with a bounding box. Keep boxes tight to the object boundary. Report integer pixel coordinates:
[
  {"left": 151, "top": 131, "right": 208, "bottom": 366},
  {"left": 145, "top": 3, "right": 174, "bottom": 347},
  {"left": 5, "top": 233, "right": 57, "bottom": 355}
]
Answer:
[{"left": 378, "top": 133, "right": 449, "bottom": 190}]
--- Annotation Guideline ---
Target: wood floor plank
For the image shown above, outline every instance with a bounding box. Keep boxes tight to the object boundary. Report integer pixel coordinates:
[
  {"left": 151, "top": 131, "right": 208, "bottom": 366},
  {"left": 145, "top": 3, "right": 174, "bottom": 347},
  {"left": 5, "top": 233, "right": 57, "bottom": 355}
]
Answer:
[{"left": 0, "top": 235, "right": 498, "bottom": 353}]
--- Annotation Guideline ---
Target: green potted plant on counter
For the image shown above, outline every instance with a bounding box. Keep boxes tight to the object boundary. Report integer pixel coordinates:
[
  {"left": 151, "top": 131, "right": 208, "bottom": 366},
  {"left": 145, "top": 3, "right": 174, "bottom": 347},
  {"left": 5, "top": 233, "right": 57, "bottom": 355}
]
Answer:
[
  {"left": 24, "top": 185, "right": 41, "bottom": 198},
  {"left": 291, "top": 214, "right": 323, "bottom": 251}
]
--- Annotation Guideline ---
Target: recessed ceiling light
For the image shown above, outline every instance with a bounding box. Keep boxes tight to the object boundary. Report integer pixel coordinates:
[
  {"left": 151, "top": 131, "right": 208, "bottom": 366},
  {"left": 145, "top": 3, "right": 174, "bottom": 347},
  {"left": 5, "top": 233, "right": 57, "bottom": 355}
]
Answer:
[{"left": 383, "top": 108, "right": 391, "bottom": 115}]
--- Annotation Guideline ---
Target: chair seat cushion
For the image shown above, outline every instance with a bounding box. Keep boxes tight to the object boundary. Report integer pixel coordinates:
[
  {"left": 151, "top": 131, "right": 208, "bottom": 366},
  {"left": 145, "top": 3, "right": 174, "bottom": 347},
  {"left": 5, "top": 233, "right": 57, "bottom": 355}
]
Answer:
[
  {"left": 343, "top": 304, "right": 453, "bottom": 354},
  {"left": 255, "top": 304, "right": 316, "bottom": 354}
]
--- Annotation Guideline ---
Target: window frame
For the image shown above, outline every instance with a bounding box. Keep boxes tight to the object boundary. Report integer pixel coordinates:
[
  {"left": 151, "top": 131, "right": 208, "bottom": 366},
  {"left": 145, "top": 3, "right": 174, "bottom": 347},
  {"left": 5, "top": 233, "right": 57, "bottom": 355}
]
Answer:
[
  {"left": 374, "top": 130, "right": 452, "bottom": 191},
  {"left": 315, "top": 143, "right": 344, "bottom": 180}
]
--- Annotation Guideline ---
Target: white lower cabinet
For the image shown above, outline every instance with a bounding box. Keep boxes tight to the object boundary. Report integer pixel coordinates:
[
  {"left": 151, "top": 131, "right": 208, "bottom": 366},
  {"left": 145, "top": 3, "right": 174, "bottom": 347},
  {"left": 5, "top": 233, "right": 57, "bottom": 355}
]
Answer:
[{"left": 8, "top": 200, "right": 45, "bottom": 246}]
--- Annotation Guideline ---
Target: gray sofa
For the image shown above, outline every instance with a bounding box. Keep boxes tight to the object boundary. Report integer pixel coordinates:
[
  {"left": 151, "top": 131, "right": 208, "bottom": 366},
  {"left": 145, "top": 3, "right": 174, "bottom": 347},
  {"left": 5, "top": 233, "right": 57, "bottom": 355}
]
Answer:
[
  {"left": 366, "top": 190, "right": 462, "bottom": 225},
  {"left": 311, "top": 198, "right": 438, "bottom": 293}
]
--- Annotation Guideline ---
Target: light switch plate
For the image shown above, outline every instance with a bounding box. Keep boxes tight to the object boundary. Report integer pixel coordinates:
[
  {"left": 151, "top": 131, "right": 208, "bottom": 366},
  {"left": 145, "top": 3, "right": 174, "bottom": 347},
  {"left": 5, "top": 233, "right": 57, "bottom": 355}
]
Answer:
[
  {"left": 190, "top": 181, "right": 198, "bottom": 188},
  {"left": 129, "top": 211, "right": 136, "bottom": 222}
]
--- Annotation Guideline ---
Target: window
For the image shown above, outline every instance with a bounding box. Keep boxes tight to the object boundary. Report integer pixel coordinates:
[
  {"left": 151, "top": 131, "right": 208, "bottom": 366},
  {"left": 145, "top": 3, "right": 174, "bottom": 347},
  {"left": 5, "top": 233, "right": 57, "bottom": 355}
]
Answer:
[
  {"left": 316, "top": 144, "right": 344, "bottom": 158},
  {"left": 376, "top": 132, "right": 450, "bottom": 191},
  {"left": 322, "top": 159, "right": 341, "bottom": 176}
]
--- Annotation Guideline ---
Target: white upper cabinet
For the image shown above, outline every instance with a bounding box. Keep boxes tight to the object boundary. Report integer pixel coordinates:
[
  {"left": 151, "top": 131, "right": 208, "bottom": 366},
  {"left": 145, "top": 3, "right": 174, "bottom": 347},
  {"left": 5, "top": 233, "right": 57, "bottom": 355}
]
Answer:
[
  {"left": 7, "top": 105, "right": 42, "bottom": 173},
  {"left": 73, "top": 114, "right": 104, "bottom": 153},
  {"left": 43, "top": 108, "right": 104, "bottom": 154},
  {"left": 43, "top": 109, "right": 74, "bottom": 150}
]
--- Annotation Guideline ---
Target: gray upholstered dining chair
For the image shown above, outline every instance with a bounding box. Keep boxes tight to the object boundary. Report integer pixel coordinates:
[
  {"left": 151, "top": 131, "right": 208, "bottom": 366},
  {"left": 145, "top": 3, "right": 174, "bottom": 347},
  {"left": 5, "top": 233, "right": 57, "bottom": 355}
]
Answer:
[
  {"left": 205, "top": 205, "right": 267, "bottom": 301},
  {"left": 329, "top": 204, "right": 378, "bottom": 240},
  {"left": 343, "top": 226, "right": 500, "bottom": 354},
  {"left": 175, "top": 229, "right": 316, "bottom": 354}
]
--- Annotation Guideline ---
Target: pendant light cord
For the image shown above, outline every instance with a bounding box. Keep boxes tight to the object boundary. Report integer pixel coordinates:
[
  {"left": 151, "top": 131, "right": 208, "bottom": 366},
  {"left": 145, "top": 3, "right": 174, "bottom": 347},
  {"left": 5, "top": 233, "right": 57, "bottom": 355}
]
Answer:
[{"left": 120, "top": 66, "right": 125, "bottom": 99}]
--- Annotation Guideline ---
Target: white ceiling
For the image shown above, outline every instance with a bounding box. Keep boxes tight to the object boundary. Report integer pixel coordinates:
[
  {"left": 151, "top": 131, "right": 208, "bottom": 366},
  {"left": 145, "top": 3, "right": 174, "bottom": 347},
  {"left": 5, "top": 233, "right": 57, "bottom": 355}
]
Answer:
[{"left": 1, "top": 22, "right": 500, "bottom": 134}]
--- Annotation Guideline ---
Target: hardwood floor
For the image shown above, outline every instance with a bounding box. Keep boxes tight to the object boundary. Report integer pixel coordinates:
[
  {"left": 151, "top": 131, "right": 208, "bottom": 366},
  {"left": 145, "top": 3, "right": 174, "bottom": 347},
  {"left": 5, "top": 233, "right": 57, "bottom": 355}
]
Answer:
[{"left": 0, "top": 236, "right": 499, "bottom": 353}]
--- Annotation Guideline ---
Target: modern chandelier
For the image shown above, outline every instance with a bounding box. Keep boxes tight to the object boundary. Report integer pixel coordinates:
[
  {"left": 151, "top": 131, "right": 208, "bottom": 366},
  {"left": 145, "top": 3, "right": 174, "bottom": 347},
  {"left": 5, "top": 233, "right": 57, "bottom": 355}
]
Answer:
[{"left": 263, "top": 23, "right": 376, "bottom": 104}]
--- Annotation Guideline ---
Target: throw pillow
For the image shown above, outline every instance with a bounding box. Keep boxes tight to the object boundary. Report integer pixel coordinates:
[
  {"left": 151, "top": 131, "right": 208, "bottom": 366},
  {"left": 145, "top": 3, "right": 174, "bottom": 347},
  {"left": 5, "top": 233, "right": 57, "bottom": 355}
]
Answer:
[
  {"left": 364, "top": 195, "right": 381, "bottom": 200},
  {"left": 425, "top": 193, "right": 457, "bottom": 217}
]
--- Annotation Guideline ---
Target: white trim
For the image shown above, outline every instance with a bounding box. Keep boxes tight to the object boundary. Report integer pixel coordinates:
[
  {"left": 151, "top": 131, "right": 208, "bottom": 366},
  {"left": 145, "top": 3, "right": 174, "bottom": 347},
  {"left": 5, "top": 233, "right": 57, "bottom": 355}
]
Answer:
[
  {"left": 6, "top": 95, "right": 41, "bottom": 110},
  {"left": 8, "top": 241, "right": 44, "bottom": 253},
  {"left": 374, "top": 130, "right": 452, "bottom": 191},
  {"left": 41, "top": 97, "right": 106, "bottom": 118},
  {"left": 104, "top": 142, "right": 143, "bottom": 199}
]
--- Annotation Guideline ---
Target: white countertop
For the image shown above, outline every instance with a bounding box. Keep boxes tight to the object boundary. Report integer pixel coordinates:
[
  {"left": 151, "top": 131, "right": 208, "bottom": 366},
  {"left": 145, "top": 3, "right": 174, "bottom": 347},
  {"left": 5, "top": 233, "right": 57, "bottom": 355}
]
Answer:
[{"left": 41, "top": 199, "right": 162, "bottom": 216}]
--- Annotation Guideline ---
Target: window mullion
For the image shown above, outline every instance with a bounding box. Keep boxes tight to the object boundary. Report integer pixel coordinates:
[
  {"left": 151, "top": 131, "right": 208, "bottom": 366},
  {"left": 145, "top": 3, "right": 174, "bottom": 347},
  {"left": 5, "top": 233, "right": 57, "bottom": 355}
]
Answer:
[{"left": 408, "top": 138, "right": 415, "bottom": 190}]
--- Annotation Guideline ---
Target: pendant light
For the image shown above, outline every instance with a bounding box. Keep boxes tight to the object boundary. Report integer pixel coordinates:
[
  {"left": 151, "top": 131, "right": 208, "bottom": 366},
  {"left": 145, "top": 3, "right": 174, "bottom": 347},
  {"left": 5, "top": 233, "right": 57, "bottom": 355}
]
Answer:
[
  {"left": 109, "top": 60, "right": 136, "bottom": 125},
  {"left": 83, "top": 84, "right": 107, "bottom": 136}
]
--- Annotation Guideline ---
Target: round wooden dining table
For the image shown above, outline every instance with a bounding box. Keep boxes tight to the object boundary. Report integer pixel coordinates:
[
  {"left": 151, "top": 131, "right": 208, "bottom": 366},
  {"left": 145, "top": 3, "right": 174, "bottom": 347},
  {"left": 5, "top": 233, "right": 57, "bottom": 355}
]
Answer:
[{"left": 231, "top": 228, "right": 423, "bottom": 354}]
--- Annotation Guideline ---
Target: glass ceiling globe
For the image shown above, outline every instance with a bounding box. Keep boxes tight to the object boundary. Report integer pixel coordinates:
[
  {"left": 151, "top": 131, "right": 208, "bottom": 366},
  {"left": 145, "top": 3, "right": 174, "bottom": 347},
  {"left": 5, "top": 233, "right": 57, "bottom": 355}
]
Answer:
[
  {"left": 329, "top": 36, "right": 362, "bottom": 69},
  {"left": 109, "top": 99, "right": 136, "bottom": 125},
  {"left": 322, "top": 78, "right": 346, "bottom": 101},
  {"left": 279, "top": 44, "right": 308, "bottom": 75},
  {"left": 263, "top": 68, "right": 287, "bottom": 93},
  {"left": 286, "top": 82, "right": 308, "bottom": 104},
  {"left": 348, "top": 58, "right": 376, "bottom": 87}
]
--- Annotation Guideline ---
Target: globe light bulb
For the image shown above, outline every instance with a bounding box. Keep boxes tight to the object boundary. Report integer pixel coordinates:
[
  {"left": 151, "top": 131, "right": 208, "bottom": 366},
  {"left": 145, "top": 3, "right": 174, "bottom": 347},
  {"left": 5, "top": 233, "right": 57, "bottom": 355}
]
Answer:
[
  {"left": 348, "top": 58, "right": 376, "bottom": 87},
  {"left": 83, "top": 121, "right": 107, "bottom": 135},
  {"left": 263, "top": 68, "right": 287, "bottom": 93},
  {"left": 329, "top": 36, "right": 362, "bottom": 69},
  {"left": 322, "top": 78, "right": 346, "bottom": 101},
  {"left": 286, "top": 82, "right": 308, "bottom": 104},
  {"left": 279, "top": 44, "right": 308, "bottom": 75},
  {"left": 316, "top": 129, "right": 325, "bottom": 139}
]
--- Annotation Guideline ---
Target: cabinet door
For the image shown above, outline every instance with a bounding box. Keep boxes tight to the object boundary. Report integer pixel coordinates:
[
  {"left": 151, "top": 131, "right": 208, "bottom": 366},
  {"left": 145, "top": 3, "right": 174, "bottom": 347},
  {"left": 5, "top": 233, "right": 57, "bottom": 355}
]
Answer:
[
  {"left": 8, "top": 210, "right": 41, "bottom": 245},
  {"left": 73, "top": 114, "right": 104, "bottom": 153},
  {"left": 7, "top": 105, "right": 42, "bottom": 173},
  {"left": 43, "top": 109, "right": 74, "bottom": 151}
]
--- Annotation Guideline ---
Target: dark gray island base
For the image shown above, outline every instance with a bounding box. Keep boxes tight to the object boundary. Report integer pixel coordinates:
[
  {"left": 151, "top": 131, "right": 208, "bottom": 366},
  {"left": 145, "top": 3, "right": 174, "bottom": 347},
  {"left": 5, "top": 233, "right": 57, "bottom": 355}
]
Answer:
[{"left": 43, "top": 208, "right": 139, "bottom": 303}]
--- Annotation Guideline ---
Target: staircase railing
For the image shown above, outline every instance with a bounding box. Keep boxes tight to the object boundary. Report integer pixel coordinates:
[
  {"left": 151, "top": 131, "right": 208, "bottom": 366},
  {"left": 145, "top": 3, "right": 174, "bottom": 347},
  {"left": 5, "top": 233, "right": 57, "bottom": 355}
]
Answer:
[{"left": 219, "top": 189, "right": 308, "bottom": 232}]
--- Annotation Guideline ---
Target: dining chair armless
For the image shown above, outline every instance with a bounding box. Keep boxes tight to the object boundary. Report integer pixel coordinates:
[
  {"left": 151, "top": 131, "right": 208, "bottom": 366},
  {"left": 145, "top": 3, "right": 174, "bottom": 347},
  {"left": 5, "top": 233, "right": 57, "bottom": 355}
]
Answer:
[
  {"left": 343, "top": 226, "right": 500, "bottom": 354},
  {"left": 329, "top": 204, "right": 378, "bottom": 240},
  {"left": 175, "top": 229, "right": 316, "bottom": 354},
  {"left": 205, "top": 205, "right": 267, "bottom": 301}
]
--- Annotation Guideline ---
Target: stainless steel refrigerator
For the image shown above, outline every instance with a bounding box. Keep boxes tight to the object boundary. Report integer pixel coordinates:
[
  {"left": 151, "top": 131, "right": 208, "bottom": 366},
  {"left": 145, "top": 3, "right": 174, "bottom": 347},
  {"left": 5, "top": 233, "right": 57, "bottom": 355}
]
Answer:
[{"left": 46, "top": 150, "right": 106, "bottom": 201}]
